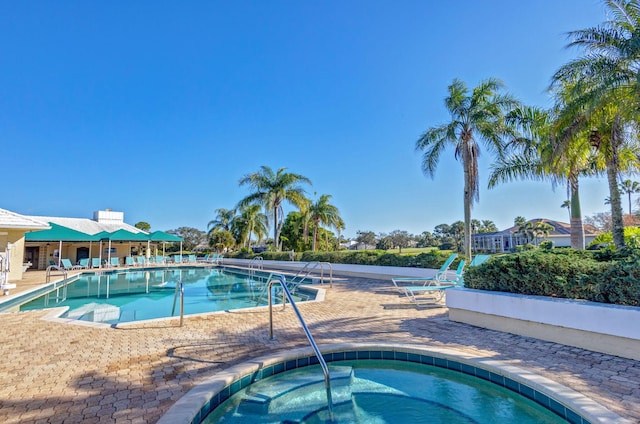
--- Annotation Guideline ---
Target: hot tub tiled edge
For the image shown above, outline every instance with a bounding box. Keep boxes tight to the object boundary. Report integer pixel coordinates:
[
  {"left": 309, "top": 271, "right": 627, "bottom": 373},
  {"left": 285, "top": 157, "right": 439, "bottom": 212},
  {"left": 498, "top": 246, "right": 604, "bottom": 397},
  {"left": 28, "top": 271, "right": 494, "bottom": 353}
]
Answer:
[{"left": 157, "top": 343, "right": 628, "bottom": 424}]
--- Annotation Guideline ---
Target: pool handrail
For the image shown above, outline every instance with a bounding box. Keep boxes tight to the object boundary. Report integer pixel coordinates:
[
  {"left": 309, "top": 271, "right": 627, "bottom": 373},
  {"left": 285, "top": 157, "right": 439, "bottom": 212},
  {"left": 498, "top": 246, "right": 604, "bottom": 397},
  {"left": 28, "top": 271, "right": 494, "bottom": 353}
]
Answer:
[{"left": 267, "top": 273, "right": 334, "bottom": 421}]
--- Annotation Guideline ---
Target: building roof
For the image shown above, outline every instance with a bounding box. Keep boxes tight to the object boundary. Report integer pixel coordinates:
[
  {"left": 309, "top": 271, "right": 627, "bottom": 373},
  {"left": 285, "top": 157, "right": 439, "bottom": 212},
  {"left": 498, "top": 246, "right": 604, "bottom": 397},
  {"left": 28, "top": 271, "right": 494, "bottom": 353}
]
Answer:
[
  {"left": 25, "top": 215, "right": 145, "bottom": 236},
  {"left": 473, "top": 218, "right": 600, "bottom": 237},
  {"left": 0, "top": 208, "right": 50, "bottom": 230}
]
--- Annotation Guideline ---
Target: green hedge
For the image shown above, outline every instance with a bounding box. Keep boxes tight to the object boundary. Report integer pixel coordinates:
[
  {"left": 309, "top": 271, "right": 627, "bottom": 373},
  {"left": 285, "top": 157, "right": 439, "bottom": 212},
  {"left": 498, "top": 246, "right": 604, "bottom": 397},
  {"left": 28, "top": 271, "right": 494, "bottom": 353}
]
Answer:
[
  {"left": 464, "top": 249, "right": 640, "bottom": 306},
  {"left": 227, "top": 249, "right": 459, "bottom": 268}
]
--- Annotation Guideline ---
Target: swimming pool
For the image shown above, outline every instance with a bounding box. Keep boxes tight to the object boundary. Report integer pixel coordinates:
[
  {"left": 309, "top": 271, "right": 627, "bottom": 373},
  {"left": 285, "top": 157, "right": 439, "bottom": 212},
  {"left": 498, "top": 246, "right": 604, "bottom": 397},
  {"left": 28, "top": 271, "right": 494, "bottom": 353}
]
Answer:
[
  {"left": 16, "top": 267, "right": 315, "bottom": 324},
  {"left": 159, "top": 345, "right": 621, "bottom": 424}
]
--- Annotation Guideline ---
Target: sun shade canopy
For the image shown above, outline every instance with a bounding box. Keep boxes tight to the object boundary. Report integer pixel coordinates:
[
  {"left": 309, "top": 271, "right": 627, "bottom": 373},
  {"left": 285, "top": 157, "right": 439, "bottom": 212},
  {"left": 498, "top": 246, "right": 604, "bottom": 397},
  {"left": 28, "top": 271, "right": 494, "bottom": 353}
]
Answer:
[
  {"left": 148, "top": 231, "right": 183, "bottom": 242},
  {"left": 25, "top": 223, "right": 99, "bottom": 242}
]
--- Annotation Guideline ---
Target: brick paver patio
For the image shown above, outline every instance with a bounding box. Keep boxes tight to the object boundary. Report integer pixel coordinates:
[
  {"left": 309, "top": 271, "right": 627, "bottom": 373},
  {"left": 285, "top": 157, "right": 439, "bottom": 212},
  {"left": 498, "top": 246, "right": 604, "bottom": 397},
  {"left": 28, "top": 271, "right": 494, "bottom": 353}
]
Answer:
[{"left": 0, "top": 270, "right": 638, "bottom": 423}]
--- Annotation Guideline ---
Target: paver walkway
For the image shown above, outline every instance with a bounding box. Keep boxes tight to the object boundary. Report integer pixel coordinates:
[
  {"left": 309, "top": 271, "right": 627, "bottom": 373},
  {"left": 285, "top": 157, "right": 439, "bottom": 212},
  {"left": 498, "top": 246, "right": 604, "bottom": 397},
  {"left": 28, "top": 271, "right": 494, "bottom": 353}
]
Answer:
[{"left": 0, "top": 271, "right": 639, "bottom": 423}]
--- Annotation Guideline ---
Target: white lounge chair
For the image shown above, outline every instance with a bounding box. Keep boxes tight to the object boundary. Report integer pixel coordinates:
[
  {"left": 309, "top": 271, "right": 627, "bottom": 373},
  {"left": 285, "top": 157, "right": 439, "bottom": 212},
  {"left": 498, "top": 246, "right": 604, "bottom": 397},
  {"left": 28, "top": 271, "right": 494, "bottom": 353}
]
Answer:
[
  {"left": 402, "top": 260, "right": 465, "bottom": 307},
  {"left": 391, "top": 253, "right": 458, "bottom": 292}
]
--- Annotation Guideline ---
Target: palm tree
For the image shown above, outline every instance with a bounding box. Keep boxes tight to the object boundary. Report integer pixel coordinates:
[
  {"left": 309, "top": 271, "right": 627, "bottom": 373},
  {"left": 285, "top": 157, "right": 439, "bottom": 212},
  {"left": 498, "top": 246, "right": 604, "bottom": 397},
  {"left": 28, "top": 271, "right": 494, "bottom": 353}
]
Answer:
[
  {"left": 489, "top": 103, "right": 592, "bottom": 249},
  {"left": 561, "top": 199, "right": 571, "bottom": 219},
  {"left": 233, "top": 204, "right": 268, "bottom": 251},
  {"left": 207, "top": 208, "right": 236, "bottom": 235},
  {"left": 308, "top": 194, "right": 343, "bottom": 251},
  {"left": 238, "top": 166, "right": 312, "bottom": 250},
  {"left": 552, "top": 0, "right": 640, "bottom": 248},
  {"left": 619, "top": 179, "right": 640, "bottom": 214},
  {"left": 416, "top": 78, "right": 519, "bottom": 259},
  {"left": 532, "top": 221, "right": 555, "bottom": 245}
]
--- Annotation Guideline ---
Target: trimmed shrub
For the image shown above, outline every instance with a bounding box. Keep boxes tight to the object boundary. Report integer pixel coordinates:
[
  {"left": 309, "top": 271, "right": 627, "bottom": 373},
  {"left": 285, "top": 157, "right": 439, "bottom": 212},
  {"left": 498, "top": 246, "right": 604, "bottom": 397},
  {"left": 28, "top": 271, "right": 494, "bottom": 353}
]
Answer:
[{"left": 464, "top": 249, "right": 640, "bottom": 306}]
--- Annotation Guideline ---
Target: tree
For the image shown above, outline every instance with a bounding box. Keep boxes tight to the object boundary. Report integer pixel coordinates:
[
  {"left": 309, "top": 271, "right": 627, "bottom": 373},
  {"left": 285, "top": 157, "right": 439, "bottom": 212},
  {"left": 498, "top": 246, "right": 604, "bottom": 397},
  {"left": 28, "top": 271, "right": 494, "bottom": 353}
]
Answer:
[
  {"left": 488, "top": 100, "right": 593, "bottom": 249},
  {"left": 619, "top": 179, "right": 640, "bottom": 215},
  {"left": 308, "top": 194, "right": 343, "bottom": 251},
  {"left": 450, "top": 221, "right": 465, "bottom": 252},
  {"left": 416, "top": 78, "right": 518, "bottom": 259},
  {"left": 416, "top": 231, "right": 438, "bottom": 247},
  {"left": 207, "top": 208, "right": 236, "bottom": 234},
  {"left": 238, "top": 166, "right": 312, "bottom": 251},
  {"left": 168, "top": 227, "right": 206, "bottom": 251},
  {"left": 516, "top": 220, "right": 535, "bottom": 244},
  {"left": 232, "top": 204, "right": 268, "bottom": 251},
  {"left": 514, "top": 216, "right": 527, "bottom": 227},
  {"left": 561, "top": 199, "right": 571, "bottom": 220},
  {"left": 532, "top": 221, "right": 555, "bottom": 245},
  {"left": 479, "top": 220, "right": 498, "bottom": 233},
  {"left": 134, "top": 221, "right": 151, "bottom": 232},
  {"left": 388, "top": 230, "right": 412, "bottom": 253},
  {"left": 208, "top": 229, "right": 235, "bottom": 252},
  {"left": 552, "top": 0, "right": 640, "bottom": 248},
  {"left": 355, "top": 230, "right": 376, "bottom": 249}
]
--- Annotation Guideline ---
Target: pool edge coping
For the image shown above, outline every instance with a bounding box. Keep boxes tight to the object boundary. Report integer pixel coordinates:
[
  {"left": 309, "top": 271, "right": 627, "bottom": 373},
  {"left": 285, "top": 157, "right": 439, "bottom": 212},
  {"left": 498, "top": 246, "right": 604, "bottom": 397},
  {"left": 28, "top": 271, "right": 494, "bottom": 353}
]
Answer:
[{"left": 156, "top": 342, "right": 630, "bottom": 424}]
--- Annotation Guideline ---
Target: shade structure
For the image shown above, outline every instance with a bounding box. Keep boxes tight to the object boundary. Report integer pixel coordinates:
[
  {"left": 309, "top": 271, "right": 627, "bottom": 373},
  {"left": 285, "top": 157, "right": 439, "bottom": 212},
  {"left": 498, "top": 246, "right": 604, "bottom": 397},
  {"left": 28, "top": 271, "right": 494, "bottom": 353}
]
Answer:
[
  {"left": 100, "top": 229, "right": 150, "bottom": 241},
  {"left": 148, "top": 231, "right": 183, "bottom": 242},
  {"left": 25, "top": 223, "right": 99, "bottom": 242}
]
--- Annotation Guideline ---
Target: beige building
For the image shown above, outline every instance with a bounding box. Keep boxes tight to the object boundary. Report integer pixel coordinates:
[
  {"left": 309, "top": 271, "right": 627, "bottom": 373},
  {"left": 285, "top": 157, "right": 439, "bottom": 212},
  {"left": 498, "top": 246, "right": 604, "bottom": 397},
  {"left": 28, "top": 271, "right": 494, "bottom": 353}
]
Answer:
[{"left": 0, "top": 208, "right": 50, "bottom": 287}]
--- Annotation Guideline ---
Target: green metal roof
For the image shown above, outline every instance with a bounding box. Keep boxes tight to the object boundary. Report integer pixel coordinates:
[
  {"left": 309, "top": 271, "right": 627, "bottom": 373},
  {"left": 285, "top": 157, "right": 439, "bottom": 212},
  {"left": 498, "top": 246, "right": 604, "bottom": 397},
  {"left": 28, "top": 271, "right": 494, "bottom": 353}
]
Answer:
[
  {"left": 103, "top": 229, "right": 150, "bottom": 241},
  {"left": 25, "top": 222, "right": 98, "bottom": 242},
  {"left": 149, "top": 230, "right": 183, "bottom": 242}
]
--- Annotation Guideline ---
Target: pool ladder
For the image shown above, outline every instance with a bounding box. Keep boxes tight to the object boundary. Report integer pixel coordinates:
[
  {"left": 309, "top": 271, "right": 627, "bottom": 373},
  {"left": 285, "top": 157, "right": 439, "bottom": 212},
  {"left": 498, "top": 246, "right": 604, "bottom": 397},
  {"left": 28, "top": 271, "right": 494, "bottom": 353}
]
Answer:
[
  {"left": 267, "top": 274, "right": 334, "bottom": 421},
  {"left": 45, "top": 265, "right": 69, "bottom": 304},
  {"left": 289, "top": 261, "right": 333, "bottom": 292}
]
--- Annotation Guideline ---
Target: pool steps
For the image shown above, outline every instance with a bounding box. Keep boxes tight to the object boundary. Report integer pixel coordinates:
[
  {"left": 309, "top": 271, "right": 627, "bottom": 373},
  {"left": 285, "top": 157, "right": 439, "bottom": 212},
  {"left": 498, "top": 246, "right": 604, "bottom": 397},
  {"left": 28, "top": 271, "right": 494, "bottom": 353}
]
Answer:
[{"left": 236, "top": 365, "right": 354, "bottom": 416}]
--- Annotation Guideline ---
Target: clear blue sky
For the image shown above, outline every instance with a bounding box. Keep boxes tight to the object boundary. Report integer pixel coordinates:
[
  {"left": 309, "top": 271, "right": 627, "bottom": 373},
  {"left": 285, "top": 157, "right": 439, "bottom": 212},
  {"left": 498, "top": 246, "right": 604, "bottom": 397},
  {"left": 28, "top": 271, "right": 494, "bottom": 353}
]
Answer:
[{"left": 1, "top": 1, "right": 617, "bottom": 238}]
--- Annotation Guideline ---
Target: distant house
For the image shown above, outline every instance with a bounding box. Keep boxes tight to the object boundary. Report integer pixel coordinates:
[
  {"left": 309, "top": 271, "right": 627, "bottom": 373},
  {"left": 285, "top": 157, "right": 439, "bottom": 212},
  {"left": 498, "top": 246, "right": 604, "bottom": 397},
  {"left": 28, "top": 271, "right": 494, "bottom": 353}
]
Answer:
[{"left": 471, "top": 219, "right": 601, "bottom": 253}]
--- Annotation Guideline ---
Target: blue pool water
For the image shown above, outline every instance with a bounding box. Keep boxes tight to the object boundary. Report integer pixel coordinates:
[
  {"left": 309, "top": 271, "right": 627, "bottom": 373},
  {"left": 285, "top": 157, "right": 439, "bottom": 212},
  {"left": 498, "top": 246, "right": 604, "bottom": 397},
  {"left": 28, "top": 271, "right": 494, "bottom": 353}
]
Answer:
[
  {"left": 18, "top": 267, "right": 313, "bottom": 324},
  {"left": 203, "top": 359, "right": 569, "bottom": 423}
]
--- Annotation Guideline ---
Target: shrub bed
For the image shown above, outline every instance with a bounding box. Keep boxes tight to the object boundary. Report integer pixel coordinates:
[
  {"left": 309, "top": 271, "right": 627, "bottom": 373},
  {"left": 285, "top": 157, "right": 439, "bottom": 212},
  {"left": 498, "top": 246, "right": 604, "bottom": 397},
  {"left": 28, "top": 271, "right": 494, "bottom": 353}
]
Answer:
[
  {"left": 464, "top": 249, "right": 640, "bottom": 306},
  {"left": 228, "top": 249, "right": 458, "bottom": 268}
]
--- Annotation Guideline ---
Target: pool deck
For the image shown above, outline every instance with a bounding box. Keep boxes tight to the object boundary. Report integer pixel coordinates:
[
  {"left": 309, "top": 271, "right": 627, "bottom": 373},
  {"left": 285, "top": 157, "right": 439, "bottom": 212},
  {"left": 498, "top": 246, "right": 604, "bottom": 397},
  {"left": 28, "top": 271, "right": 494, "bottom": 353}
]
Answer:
[{"left": 1, "top": 268, "right": 639, "bottom": 423}]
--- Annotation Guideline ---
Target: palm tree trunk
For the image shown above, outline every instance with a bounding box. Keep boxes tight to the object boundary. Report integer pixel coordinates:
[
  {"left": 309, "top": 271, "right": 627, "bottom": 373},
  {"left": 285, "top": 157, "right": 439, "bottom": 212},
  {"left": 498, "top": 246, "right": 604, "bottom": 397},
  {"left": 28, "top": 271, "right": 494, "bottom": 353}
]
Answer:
[
  {"left": 273, "top": 206, "right": 279, "bottom": 250},
  {"left": 569, "top": 177, "right": 585, "bottom": 249},
  {"left": 463, "top": 159, "right": 473, "bottom": 260},
  {"left": 312, "top": 224, "right": 318, "bottom": 251},
  {"left": 609, "top": 115, "right": 625, "bottom": 249}
]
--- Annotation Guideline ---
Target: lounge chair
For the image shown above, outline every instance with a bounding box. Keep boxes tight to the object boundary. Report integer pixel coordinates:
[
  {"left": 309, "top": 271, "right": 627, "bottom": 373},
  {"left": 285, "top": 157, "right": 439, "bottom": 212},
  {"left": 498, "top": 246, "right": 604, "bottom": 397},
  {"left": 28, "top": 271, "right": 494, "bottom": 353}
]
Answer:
[
  {"left": 135, "top": 256, "right": 146, "bottom": 266},
  {"left": 402, "top": 260, "right": 466, "bottom": 307},
  {"left": 197, "top": 254, "right": 210, "bottom": 263},
  {"left": 391, "top": 253, "right": 458, "bottom": 292},
  {"left": 155, "top": 255, "right": 165, "bottom": 265},
  {"left": 188, "top": 254, "right": 197, "bottom": 263},
  {"left": 172, "top": 255, "right": 181, "bottom": 264},
  {"left": 468, "top": 254, "right": 490, "bottom": 267},
  {"left": 60, "top": 258, "right": 83, "bottom": 270},
  {"left": 125, "top": 256, "right": 135, "bottom": 267},
  {"left": 91, "top": 258, "right": 101, "bottom": 268},
  {"left": 78, "top": 258, "right": 89, "bottom": 269},
  {"left": 110, "top": 257, "right": 120, "bottom": 267}
]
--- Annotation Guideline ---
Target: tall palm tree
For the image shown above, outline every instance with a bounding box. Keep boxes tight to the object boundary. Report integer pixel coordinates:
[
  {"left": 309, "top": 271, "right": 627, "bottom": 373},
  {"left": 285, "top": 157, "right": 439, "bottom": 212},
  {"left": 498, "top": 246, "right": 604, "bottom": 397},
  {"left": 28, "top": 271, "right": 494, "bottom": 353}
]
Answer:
[
  {"left": 416, "top": 78, "right": 519, "bottom": 259},
  {"left": 552, "top": 0, "right": 640, "bottom": 248},
  {"left": 238, "top": 166, "right": 312, "bottom": 250},
  {"left": 232, "top": 204, "right": 268, "bottom": 250},
  {"left": 207, "top": 208, "right": 236, "bottom": 235},
  {"left": 619, "top": 179, "right": 640, "bottom": 214},
  {"left": 309, "top": 194, "right": 343, "bottom": 251}
]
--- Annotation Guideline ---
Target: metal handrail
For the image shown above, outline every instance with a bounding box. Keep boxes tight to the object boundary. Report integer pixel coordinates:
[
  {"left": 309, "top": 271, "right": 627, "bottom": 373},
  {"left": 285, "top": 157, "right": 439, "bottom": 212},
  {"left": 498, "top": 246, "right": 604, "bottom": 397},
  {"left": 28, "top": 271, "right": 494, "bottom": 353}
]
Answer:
[
  {"left": 289, "top": 261, "right": 333, "bottom": 291},
  {"left": 249, "top": 256, "right": 263, "bottom": 271},
  {"left": 267, "top": 274, "right": 333, "bottom": 421},
  {"left": 171, "top": 279, "right": 185, "bottom": 327}
]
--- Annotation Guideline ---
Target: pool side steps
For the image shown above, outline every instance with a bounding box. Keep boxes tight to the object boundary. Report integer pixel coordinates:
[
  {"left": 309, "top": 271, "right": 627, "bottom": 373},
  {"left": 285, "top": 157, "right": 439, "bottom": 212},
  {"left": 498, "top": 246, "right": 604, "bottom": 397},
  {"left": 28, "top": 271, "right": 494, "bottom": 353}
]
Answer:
[{"left": 237, "top": 365, "right": 353, "bottom": 415}]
